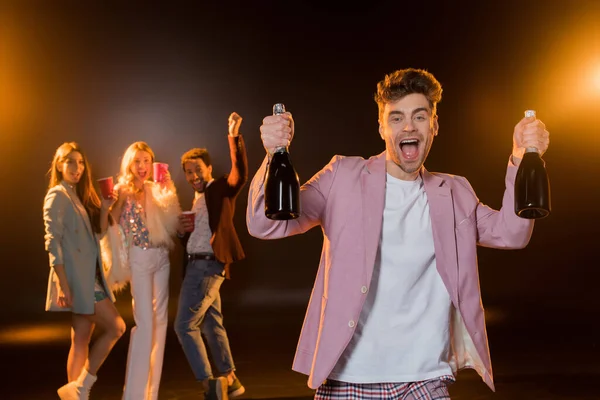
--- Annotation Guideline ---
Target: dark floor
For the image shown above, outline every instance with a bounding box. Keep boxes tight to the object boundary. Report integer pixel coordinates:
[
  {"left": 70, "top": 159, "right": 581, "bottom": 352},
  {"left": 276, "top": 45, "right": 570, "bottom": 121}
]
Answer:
[{"left": 0, "top": 297, "right": 598, "bottom": 400}]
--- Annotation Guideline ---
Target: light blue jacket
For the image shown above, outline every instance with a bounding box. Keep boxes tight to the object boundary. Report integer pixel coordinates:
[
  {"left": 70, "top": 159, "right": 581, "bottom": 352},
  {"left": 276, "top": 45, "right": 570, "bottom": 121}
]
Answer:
[{"left": 43, "top": 182, "right": 115, "bottom": 314}]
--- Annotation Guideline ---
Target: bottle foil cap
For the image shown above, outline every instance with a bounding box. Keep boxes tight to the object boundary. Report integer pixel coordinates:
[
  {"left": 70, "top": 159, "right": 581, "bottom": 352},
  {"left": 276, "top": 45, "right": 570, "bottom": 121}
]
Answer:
[
  {"left": 525, "top": 110, "right": 536, "bottom": 118},
  {"left": 273, "top": 103, "right": 286, "bottom": 115}
]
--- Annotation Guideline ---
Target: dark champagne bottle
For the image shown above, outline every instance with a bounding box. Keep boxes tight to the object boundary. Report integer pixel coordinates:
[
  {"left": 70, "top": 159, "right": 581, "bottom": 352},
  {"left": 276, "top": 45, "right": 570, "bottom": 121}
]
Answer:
[
  {"left": 515, "top": 110, "right": 551, "bottom": 219},
  {"left": 265, "top": 103, "right": 301, "bottom": 220}
]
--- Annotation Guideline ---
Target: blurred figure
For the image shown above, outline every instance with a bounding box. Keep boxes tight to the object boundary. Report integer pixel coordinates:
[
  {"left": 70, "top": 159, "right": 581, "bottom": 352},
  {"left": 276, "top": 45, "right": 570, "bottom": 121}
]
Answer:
[
  {"left": 111, "top": 141, "right": 180, "bottom": 400},
  {"left": 247, "top": 69, "right": 550, "bottom": 399},
  {"left": 174, "top": 112, "right": 248, "bottom": 400},
  {"left": 43, "top": 142, "right": 126, "bottom": 400}
]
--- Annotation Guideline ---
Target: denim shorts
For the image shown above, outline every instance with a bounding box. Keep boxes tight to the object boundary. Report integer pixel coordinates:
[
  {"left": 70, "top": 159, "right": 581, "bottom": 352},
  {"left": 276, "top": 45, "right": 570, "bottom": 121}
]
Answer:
[{"left": 94, "top": 280, "right": 109, "bottom": 302}]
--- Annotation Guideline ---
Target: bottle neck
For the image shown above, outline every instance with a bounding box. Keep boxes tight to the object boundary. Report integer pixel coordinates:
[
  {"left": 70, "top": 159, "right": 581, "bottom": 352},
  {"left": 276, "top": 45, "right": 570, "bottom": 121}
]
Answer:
[
  {"left": 274, "top": 146, "right": 289, "bottom": 154},
  {"left": 525, "top": 147, "right": 539, "bottom": 154}
]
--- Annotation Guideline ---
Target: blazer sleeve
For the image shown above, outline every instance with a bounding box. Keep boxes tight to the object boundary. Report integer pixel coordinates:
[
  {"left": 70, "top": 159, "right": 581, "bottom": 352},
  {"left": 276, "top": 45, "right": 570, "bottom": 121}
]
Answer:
[
  {"left": 225, "top": 135, "right": 249, "bottom": 197},
  {"left": 462, "top": 158, "right": 534, "bottom": 249},
  {"left": 246, "top": 154, "right": 341, "bottom": 240},
  {"left": 43, "top": 188, "right": 69, "bottom": 267}
]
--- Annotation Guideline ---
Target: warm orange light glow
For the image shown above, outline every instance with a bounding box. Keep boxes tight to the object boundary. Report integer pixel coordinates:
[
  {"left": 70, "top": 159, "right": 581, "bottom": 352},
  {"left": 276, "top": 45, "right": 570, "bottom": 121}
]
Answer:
[
  {"left": 594, "top": 65, "right": 600, "bottom": 92},
  {"left": 523, "top": 6, "right": 600, "bottom": 154},
  {"left": 0, "top": 323, "right": 69, "bottom": 345},
  {"left": 0, "top": 13, "right": 32, "bottom": 134},
  {"left": 580, "top": 60, "right": 600, "bottom": 99},
  {"left": 483, "top": 308, "right": 507, "bottom": 326}
]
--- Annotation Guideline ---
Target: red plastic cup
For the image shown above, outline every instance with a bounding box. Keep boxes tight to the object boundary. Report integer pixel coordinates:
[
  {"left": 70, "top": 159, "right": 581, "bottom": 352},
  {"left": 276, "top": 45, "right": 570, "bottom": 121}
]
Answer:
[
  {"left": 97, "top": 177, "right": 114, "bottom": 200},
  {"left": 181, "top": 211, "right": 196, "bottom": 232},
  {"left": 153, "top": 162, "right": 169, "bottom": 183}
]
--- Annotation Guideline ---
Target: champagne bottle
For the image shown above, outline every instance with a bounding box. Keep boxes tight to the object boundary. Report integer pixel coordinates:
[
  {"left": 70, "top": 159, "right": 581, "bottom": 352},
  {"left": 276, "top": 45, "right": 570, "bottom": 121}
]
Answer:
[
  {"left": 265, "top": 103, "right": 301, "bottom": 220},
  {"left": 515, "top": 110, "right": 551, "bottom": 219}
]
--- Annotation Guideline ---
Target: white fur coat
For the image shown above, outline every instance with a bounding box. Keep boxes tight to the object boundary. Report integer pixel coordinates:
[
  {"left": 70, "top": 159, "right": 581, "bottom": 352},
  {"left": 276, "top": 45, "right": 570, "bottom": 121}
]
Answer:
[
  {"left": 99, "top": 223, "right": 131, "bottom": 293},
  {"left": 144, "top": 181, "right": 181, "bottom": 249},
  {"left": 100, "top": 181, "right": 181, "bottom": 294}
]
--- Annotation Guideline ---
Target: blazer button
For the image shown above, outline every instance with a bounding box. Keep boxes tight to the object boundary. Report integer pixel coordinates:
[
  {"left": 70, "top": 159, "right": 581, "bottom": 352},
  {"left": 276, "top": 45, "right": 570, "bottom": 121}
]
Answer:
[
  {"left": 75, "top": 229, "right": 79, "bottom": 234},
  {"left": 77, "top": 248, "right": 81, "bottom": 253},
  {"left": 348, "top": 320, "right": 355, "bottom": 328},
  {"left": 360, "top": 286, "right": 368, "bottom": 294}
]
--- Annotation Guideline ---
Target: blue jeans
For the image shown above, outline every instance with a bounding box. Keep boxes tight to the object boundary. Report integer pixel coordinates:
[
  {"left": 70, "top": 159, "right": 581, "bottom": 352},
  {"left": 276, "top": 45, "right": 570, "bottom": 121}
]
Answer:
[{"left": 174, "top": 259, "right": 235, "bottom": 381}]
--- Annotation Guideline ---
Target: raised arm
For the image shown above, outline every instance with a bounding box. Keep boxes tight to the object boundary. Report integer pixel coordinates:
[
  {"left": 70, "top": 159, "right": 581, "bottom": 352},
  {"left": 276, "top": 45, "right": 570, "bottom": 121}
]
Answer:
[
  {"left": 225, "top": 112, "right": 249, "bottom": 196},
  {"left": 459, "top": 164, "right": 534, "bottom": 249},
  {"left": 471, "top": 112, "right": 550, "bottom": 248},
  {"left": 246, "top": 110, "right": 341, "bottom": 239},
  {"left": 99, "top": 193, "right": 117, "bottom": 235},
  {"left": 109, "top": 183, "right": 128, "bottom": 226}
]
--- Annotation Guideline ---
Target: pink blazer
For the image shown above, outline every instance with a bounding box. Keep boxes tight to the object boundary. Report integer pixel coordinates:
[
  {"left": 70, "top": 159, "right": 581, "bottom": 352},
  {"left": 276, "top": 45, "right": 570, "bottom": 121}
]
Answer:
[{"left": 246, "top": 152, "right": 534, "bottom": 391}]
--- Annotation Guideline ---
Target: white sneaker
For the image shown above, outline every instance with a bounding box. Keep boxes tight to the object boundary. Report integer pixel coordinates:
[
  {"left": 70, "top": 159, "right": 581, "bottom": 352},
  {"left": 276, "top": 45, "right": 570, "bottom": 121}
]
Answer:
[
  {"left": 57, "top": 382, "right": 79, "bottom": 400},
  {"left": 57, "top": 381, "right": 90, "bottom": 400}
]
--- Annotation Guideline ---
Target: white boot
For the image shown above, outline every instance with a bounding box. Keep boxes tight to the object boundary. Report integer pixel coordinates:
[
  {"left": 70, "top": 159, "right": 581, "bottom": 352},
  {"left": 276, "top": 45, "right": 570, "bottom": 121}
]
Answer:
[
  {"left": 57, "top": 369, "right": 97, "bottom": 400},
  {"left": 57, "top": 381, "right": 80, "bottom": 400},
  {"left": 77, "top": 369, "right": 97, "bottom": 400}
]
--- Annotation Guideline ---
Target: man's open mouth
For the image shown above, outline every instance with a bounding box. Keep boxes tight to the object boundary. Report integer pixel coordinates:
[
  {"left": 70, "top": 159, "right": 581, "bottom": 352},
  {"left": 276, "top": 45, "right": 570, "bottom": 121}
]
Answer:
[
  {"left": 193, "top": 180, "right": 205, "bottom": 191},
  {"left": 400, "top": 138, "right": 420, "bottom": 160}
]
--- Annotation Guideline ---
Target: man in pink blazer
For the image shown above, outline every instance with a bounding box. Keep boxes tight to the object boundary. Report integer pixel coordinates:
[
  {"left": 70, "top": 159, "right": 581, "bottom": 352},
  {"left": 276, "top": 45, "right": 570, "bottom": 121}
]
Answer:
[{"left": 246, "top": 68, "right": 550, "bottom": 399}]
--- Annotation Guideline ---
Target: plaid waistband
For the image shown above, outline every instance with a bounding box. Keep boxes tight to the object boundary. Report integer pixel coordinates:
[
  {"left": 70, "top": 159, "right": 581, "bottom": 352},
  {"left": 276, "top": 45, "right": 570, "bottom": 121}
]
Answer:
[{"left": 316, "top": 375, "right": 455, "bottom": 400}]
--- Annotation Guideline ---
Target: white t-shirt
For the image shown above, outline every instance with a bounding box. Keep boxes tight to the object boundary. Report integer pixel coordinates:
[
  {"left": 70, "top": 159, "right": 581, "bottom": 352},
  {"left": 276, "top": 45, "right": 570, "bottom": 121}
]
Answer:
[
  {"left": 329, "top": 174, "right": 453, "bottom": 383},
  {"left": 186, "top": 181, "right": 214, "bottom": 254}
]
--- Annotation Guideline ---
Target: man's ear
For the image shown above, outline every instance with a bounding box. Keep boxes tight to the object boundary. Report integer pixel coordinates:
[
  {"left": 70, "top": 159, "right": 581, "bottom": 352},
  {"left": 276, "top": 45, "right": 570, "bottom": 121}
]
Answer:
[
  {"left": 378, "top": 122, "right": 384, "bottom": 140},
  {"left": 433, "top": 115, "right": 439, "bottom": 136}
]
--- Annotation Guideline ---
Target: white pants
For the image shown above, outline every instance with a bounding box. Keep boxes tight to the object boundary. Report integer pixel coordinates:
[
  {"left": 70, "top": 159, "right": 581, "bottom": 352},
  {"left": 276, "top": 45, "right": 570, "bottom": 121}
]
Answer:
[{"left": 123, "top": 246, "right": 170, "bottom": 400}]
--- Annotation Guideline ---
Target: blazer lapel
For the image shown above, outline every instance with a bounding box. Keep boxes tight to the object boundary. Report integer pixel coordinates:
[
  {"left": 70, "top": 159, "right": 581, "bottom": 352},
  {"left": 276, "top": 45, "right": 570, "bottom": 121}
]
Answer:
[
  {"left": 421, "top": 169, "right": 459, "bottom": 307},
  {"left": 60, "top": 182, "right": 94, "bottom": 239},
  {"left": 361, "top": 153, "right": 386, "bottom": 284}
]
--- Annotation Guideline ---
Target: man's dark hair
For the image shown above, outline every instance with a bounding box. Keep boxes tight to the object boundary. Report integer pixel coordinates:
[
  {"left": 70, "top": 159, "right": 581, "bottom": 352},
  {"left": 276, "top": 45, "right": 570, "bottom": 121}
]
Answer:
[
  {"left": 181, "top": 148, "right": 212, "bottom": 171},
  {"left": 375, "top": 68, "right": 443, "bottom": 120}
]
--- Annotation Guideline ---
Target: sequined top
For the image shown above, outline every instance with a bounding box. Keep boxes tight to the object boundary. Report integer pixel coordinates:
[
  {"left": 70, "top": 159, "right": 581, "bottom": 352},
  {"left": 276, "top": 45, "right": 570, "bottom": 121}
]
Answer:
[{"left": 120, "top": 196, "right": 151, "bottom": 249}]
